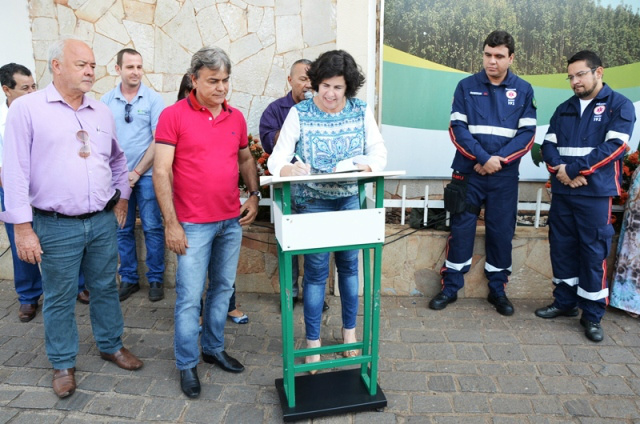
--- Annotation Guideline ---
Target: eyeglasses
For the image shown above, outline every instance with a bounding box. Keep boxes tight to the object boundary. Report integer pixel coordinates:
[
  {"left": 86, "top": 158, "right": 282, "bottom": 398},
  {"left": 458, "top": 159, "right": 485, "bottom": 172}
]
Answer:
[
  {"left": 566, "top": 67, "right": 597, "bottom": 81},
  {"left": 124, "top": 103, "right": 133, "bottom": 123},
  {"left": 77, "top": 129, "right": 91, "bottom": 158}
]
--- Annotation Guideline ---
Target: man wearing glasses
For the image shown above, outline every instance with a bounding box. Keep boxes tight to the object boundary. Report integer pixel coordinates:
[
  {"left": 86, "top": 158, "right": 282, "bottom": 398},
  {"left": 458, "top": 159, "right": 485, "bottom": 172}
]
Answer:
[
  {"left": 536, "top": 50, "right": 636, "bottom": 342},
  {"left": 101, "top": 49, "right": 166, "bottom": 302},
  {"left": 0, "top": 38, "right": 143, "bottom": 398}
]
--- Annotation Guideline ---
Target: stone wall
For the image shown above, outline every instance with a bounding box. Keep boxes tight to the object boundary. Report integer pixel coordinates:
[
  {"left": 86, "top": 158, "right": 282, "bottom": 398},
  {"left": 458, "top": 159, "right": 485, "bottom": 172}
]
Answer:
[{"left": 30, "top": 0, "right": 338, "bottom": 135}]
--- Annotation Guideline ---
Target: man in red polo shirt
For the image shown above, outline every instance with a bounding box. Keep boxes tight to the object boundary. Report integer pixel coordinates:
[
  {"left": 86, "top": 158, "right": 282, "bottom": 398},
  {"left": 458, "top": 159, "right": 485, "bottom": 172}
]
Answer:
[{"left": 153, "top": 46, "right": 259, "bottom": 399}]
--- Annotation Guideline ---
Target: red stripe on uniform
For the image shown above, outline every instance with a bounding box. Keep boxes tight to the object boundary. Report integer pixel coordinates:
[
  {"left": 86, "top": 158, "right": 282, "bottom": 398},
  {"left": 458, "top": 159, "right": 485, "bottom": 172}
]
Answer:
[
  {"left": 579, "top": 144, "right": 626, "bottom": 176},
  {"left": 503, "top": 135, "right": 535, "bottom": 163},
  {"left": 449, "top": 125, "right": 476, "bottom": 160}
]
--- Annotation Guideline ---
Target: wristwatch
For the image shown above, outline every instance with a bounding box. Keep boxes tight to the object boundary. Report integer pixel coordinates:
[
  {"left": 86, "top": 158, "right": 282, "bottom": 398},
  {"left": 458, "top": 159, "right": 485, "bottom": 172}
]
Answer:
[{"left": 249, "top": 190, "right": 262, "bottom": 200}]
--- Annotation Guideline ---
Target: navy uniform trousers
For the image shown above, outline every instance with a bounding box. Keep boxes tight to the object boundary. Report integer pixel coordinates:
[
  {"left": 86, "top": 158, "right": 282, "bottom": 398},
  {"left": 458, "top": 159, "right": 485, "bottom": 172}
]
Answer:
[
  {"left": 548, "top": 194, "right": 613, "bottom": 323},
  {"left": 440, "top": 173, "right": 519, "bottom": 296}
]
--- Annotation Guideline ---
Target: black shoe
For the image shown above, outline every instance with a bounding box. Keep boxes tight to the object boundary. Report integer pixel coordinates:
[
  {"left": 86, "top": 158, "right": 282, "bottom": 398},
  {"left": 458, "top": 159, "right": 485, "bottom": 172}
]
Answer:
[
  {"left": 535, "top": 304, "right": 579, "bottom": 319},
  {"left": 322, "top": 301, "right": 330, "bottom": 312},
  {"left": 580, "top": 317, "right": 604, "bottom": 342},
  {"left": 202, "top": 350, "right": 244, "bottom": 373},
  {"left": 148, "top": 282, "right": 164, "bottom": 302},
  {"left": 429, "top": 292, "right": 457, "bottom": 310},
  {"left": 118, "top": 283, "right": 140, "bottom": 301},
  {"left": 180, "top": 366, "right": 200, "bottom": 398},
  {"left": 487, "top": 293, "right": 514, "bottom": 316}
]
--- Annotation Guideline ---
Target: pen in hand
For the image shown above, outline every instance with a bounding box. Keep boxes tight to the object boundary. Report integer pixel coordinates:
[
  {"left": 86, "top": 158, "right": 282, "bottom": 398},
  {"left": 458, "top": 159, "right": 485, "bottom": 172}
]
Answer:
[{"left": 292, "top": 154, "right": 310, "bottom": 176}]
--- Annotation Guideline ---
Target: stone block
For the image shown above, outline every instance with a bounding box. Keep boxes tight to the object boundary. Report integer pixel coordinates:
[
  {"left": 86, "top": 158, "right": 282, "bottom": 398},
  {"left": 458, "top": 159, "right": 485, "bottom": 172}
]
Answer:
[
  {"left": 301, "top": 0, "right": 335, "bottom": 47},
  {"left": 247, "top": 5, "right": 263, "bottom": 33},
  {"left": 122, "top": 0, "right": 155, "bottom": 25},
  {"left": 256, "top": 7, "right": 275, "bottom": 46},
  {"left": 233, "top": 44, "right": 275, "bottom": 93},
  {"left": 275, "top": 15, "right": 303, "bottom": 53},
  {"left": 122, "top": 20, "right": 156, "bottom": 73},
  {"left": 96, "top": 12, "right": 130, "bottom": 45},
  {"left": 31, "top": 0, "right": 58, "bottom": 17},
  {"left": 31, "top": 17, "right": 59, "bottom": 41},
  {"left": 163, "top": 2, "right": 202, "bottom": 53},
  {"left": 76, "top": 0, "right": 116, "bottom": 23},
  {"left": 264, "top": 63, "right": 287, "bottom": 97},
  {"left": 93, "top": 33, "right": 124, "bottom": 66},
  {"left": 230, "top": 33, "right": 263, "bottom": 63},
  {"left": 154, "top": 27, "right": 192, "bottom": 74},
  {"left": 57, "top": 4, "right": 77, "bottom": 35},
  {"left": 218, "top": 2, "right": 248, "bottom": 41},
  {"left": 275, "top": 0, "right": 300, "bottom": 16},
  {"left": 155, "top": 0, "right": 181, "bottom": 27}
]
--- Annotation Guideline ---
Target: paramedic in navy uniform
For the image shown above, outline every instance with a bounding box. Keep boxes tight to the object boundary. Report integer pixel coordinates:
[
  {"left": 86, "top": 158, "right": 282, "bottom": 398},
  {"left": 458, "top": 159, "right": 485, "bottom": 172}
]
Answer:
[
  {"left": 429, "top": 30, "right": 537, "bottom": 316},
  {"left": 535, "top": 50, "right": 635, "bottom": 342}
]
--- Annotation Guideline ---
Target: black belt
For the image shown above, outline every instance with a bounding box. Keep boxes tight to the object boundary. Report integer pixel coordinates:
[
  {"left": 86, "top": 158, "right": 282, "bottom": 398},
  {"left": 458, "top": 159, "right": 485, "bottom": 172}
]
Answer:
[{"left": 33, "top": 207, "right": 102, "bottom": 220}]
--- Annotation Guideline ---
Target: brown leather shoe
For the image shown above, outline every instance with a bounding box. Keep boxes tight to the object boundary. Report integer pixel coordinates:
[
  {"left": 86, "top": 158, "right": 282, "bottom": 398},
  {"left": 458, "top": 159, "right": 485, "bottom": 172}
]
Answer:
[
  {"left": 52, "top": 368, "right": 76, "bottom": 398},
  {"left": 99, "top": 347, "right": 143, "bottom": 370},
  {"left": 18, "top": 304, "right": 38, "bottom": 322},
  {"left": 76, "top": 290, "right": 90, "bottom": 304}
]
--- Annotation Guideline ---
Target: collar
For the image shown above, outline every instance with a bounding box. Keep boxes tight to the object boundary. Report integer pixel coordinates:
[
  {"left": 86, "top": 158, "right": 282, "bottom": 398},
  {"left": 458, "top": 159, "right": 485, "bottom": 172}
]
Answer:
[
  {"left": 187, "top": 89, "right": 229, "bottom": 113},
  {"left": 478, "top": 68, "right": 515, "bottom": 87},
  {"left": 568, "top": 83, "right": 611, "bottom": 108},
  {"left": 46, "top": 83, "right": 94, "bottom": 110},
  {"left": 115, "top": 82, "right": 145, "bottom": 101}
]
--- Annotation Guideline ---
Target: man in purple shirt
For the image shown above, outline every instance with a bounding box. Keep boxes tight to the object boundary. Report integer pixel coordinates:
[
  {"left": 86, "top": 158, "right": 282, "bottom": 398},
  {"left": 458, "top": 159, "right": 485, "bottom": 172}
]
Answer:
[
  {"left": 259, "top": 59, "right": 327, "bottom": 310},
  {"left": 0, "top": 38, "right": 143, "bottom": 399}
]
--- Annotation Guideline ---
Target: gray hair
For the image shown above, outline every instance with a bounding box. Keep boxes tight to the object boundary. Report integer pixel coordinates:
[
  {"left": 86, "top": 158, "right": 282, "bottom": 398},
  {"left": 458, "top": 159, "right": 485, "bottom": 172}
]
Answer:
[
  {"left": 47, "top": 37, "right": 84, "bottom": 74},
  {"left": 290, "top": 59, "right": 311, "bottom": 75},
  {"left": 48, "top": 39, "right": 66, "bottom": 74},
  {"left": 189, "top": 46, "right": 231, "bottom": 78}
]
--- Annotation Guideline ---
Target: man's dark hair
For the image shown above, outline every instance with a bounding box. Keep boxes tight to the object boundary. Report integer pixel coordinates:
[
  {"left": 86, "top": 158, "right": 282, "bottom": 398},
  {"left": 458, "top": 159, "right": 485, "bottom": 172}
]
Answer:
[
  {"left": 116, "top": 48, "right": 141, "bottom": 67},
  {"left": 568, "top": 50, "right": 603, "bottom": 69},
  {"left": 307, "top": 50, "right": 365, "bottom": 99},
  {"left": 0, "top": 63, "right": 32, "bottom": 89},
  {"left": 483, "top": 30, "right": 515, "bottom": 56}
]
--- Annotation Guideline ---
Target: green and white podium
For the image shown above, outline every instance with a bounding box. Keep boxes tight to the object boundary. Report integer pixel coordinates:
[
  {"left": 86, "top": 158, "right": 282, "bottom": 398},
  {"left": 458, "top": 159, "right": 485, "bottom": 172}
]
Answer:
[{"left": 260, "top": 170, "right": 404, "bottom": 421}]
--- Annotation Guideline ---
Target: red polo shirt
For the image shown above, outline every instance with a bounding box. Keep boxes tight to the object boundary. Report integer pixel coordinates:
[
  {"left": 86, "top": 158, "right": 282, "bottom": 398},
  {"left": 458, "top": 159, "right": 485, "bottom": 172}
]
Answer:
[{"left": 155, "top": 91, "right": 248, "bottom": 223}]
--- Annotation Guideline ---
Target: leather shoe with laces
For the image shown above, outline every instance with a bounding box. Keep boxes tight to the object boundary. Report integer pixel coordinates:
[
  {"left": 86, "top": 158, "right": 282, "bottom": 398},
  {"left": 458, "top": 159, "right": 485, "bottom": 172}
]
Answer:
[
  {"left": 118, "top": 283, "right": 140, "bottom": 301},
  {"left": 148, "top": 282, "right": 164, "bottom": 302},
  {"left": 202, "top": 350, "right": 244, "bottom": 373},
  {"left": 535, "top": 304, "right": 579, "bottom": 319},
  {"left": 52, "top": 368, "right": 76, "bottom": 398},
  {"left": 580, "top": 317, "right": 604, "bottom": 342},
  {"left": 18, "top": 304, "right": 38, "bottom": 322},
  {"left": 429, "top": 292, "right": 457, "bottom": 310},
  {"left": 180, "top": 366, "right": 201, "bottom": 398},
  {"left": 76, "top": 289, "right": 90, "bottom": 304},
  {"left": 100, "top": 347, "right": 143, "bottom": 370},
  {"left": 488, "top": 293, "right": 514, "bottom": 316}
]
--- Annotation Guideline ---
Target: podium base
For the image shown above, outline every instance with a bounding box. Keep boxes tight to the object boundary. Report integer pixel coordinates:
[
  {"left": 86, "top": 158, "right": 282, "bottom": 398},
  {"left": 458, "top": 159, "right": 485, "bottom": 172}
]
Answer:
[{"left": 275, "top": 368, "right": 387, "bottom": 422}]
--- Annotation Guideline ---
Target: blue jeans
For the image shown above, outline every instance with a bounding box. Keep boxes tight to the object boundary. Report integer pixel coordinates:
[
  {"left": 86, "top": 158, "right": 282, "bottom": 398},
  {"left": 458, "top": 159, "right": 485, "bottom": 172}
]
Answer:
[
  {"left": 174, "top": 218, "right": 242, "bottom": 370},
  {"left": 1, "top": 187, "right": 85, "bottom": 304},
  {"left": 33, "top": 210, "right": 124, "bottom": 369},
  {"left": 296, "top": 195, "right": 360, "bottom": 341},
  {"left": 117, "top": 176, "right": 165, "bottom": 284}
]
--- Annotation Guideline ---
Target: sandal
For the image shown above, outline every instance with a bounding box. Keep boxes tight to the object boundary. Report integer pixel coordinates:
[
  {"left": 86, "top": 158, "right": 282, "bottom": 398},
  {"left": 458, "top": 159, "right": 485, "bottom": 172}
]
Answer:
[
  {"left": 342, "top": 327, "right": 359, "bottom": 358},
  {"left": 305, "top": 338, "right": 321, "bottom": 375}
]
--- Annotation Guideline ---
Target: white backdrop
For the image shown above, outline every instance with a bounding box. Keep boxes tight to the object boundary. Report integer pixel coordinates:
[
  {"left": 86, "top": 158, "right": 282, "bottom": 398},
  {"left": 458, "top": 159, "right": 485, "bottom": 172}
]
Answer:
[{"left": 0, "top": 0, "right": 35, "bottom": 104}]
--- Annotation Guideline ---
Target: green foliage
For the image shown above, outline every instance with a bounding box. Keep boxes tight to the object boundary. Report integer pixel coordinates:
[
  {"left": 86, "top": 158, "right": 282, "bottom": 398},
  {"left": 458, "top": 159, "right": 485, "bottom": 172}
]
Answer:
[{"left": 384, "top": 0, "right": 640, "bottom": 75}]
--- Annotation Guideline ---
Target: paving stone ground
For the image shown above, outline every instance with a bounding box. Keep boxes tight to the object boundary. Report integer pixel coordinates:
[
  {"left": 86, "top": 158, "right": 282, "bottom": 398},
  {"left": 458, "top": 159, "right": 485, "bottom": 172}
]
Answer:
[{"left": 0, "top": 278, "right": 639, "bottom": 423}]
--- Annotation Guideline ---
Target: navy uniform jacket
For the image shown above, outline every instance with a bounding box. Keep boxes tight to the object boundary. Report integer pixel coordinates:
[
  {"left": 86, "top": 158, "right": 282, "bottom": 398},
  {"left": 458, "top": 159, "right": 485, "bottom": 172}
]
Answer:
[
  {"left": 542, "top": 83, "right": 635, "bottom": 197},
  {"left": 449, "top": 69, "right": 537, "bottom": 177}
]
